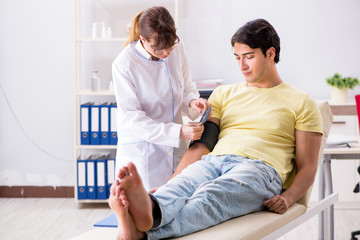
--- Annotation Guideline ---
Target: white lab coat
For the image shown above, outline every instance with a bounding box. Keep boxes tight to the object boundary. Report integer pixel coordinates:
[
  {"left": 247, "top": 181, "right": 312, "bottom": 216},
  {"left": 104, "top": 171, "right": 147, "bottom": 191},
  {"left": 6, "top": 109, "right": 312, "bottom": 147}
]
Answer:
[{"left": 112, "top": 40, "right": 200, "bottom": 190}]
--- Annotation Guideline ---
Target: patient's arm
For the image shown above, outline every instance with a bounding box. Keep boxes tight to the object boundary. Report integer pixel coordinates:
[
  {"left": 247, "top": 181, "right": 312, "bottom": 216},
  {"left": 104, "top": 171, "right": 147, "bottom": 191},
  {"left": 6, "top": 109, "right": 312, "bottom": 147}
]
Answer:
[
  {"left": 169, "top": 142, "right": 210, "bottom": 181},
  {"left": 264, "top": 129, "right": 322, "bottom": 214},
  {"left": 169, "top": 117, "right": 220, "bottom": 181}
]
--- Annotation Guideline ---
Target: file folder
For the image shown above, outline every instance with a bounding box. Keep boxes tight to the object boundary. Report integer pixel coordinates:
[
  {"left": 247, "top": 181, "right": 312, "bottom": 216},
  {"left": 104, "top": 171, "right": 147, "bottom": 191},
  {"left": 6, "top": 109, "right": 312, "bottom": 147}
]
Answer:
[
  {"left": 90, "top": 104, "right": 101, "bottom": 145},
  {"left": 94, "top": 213, "right": 117, "bottom": 228},
  {"left": 77, "top": 159, "right": 87, "bottom": 200},
  {"left": 80, "top": 102, "right": 92, "bottom": 145},
  {"left": 96, "top": 155, "right": 108, "bottom": 200},
  {"left": 107, "top": 157, "right": 115, "bottom": 198},
  {"left": 109, "top": 103, "right": 118, "bottom": 145},
  {"left": 86, "top": 157, "right": 97, "bottom": 199},
  {"left": 100, "top": 103, "right": 110, "bottom": 145}
]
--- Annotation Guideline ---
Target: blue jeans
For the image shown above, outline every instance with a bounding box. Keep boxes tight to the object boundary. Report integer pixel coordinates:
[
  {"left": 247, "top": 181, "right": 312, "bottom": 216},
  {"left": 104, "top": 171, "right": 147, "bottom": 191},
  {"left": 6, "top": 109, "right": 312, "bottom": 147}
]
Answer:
[{"left": 146, "top": 154, "right": 283, "bottom": 239}]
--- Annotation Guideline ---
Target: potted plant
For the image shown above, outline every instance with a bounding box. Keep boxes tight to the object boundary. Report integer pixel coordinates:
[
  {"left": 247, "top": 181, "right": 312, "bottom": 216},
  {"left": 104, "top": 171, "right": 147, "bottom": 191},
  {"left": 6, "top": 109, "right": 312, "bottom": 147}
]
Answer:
[{"left": 326, "top": 73, "right": 359, "bottom": 103}]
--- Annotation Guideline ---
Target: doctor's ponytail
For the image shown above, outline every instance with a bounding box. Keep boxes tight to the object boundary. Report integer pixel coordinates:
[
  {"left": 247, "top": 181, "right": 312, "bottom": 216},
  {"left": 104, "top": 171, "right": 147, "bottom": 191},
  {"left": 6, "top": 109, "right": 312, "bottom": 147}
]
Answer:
[
  {"left": 124, "top": 10, "right": 144, "bottom": 47},
  {"left": 124, "top": 6, "right": 178, "bottom": 50}
]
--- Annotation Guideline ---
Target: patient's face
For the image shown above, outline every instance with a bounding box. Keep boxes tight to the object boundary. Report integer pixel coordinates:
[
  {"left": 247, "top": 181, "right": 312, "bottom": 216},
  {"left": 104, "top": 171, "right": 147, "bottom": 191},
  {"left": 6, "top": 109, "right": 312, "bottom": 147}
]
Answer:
[{"left": 233, "top": 43, "right": 272, "bottom": 87}]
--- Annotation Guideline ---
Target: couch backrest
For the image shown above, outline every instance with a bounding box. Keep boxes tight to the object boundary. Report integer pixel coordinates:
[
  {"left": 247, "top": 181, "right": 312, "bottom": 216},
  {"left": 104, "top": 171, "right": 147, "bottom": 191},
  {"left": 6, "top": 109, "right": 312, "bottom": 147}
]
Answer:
[{"left": 296, "top": 101, "right": 333, "bottom": 206}]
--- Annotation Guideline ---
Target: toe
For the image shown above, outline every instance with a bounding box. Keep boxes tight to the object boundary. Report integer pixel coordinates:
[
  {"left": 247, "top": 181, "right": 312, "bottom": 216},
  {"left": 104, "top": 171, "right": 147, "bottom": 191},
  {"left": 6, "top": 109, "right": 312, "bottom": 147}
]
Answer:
[
  {"left": 120, "top": 190, "right": 129, "bottom": 208},
  {"left": 127, "top": 162, "right": 141, "bottom": 179}
]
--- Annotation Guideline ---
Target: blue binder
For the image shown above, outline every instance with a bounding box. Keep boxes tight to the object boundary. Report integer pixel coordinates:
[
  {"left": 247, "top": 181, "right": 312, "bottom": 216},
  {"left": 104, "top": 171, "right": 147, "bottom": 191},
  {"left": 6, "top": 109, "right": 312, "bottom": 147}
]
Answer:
[
  {"left": 77, "top": 159, "right": 87, "bottom": 200},
  {"left": 109, "top": 103, "right": 118, "bottom": 145},
  {"left": 80, "top": 102, "right": 92, "bottom": 145},
  {"left": 94, "top": 213, "right": 117, "bottom": 228},
  {"left": 106, "top": 157, "right": 116, "bottom": 198},
  {"left": 96, "top": 155, "right": 108, "bottom": 200},
  {"left": 90, "top": 104, "right": 101, "bottom": 145},
  {"left": 100, "top": 103, "right": 110, "bottom": 145},
  {"left": 86, "top": 156, "right": 97, "bottom": 199}
]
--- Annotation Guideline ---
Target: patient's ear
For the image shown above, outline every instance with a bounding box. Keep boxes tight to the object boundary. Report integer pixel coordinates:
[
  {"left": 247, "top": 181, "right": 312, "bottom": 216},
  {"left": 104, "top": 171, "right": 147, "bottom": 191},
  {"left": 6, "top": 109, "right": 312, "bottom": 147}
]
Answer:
[{"left": 267, "top": 47, "right": 276, "bottom": 62}]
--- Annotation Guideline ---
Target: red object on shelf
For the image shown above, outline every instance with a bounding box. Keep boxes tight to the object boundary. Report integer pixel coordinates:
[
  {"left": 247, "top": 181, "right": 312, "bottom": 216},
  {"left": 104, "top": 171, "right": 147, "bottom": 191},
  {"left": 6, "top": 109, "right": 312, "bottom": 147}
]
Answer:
[{"left": 355, "top": 94, "right": 360, "bottom": 132}]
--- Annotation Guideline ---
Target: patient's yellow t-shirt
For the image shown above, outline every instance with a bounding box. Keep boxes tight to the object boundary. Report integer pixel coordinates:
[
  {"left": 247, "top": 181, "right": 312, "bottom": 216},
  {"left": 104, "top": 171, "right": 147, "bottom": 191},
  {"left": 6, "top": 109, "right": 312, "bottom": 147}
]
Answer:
[{"left": 208, "top": 82, "right": 323, "bottom": 186}]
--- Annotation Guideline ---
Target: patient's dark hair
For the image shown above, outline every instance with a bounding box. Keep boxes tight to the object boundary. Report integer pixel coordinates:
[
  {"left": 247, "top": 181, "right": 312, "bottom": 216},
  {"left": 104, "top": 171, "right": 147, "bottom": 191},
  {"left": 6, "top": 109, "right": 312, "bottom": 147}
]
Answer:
[{"left": 231, "top": 19, "right": 280, "bottom": 63}]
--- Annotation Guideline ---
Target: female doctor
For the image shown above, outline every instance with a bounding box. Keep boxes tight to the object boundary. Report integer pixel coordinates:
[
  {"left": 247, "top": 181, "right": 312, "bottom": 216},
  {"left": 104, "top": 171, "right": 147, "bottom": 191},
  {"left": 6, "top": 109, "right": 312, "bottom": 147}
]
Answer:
[{"left": 112, "top": 6, "right": 210, "bottom": 191}]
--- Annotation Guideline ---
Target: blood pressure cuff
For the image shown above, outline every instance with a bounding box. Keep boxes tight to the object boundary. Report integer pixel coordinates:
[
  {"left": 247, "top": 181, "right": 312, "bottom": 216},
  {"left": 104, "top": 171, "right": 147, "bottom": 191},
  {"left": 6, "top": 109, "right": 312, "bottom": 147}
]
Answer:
[{"left": 189, "top": 121, "right": 220, "bottom": 151}]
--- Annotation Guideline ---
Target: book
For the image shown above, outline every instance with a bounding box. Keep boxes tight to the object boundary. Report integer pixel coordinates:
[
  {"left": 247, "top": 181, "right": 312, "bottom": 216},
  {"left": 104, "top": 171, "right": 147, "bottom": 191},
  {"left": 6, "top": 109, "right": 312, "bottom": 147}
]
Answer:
[{"left": 93, "top": 214, "right": 117, "bottom": 228}]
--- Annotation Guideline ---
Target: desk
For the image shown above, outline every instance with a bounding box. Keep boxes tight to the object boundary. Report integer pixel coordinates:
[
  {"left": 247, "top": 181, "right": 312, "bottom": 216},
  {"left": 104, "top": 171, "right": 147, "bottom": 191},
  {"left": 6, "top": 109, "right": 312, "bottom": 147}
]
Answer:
[
  {"left": 319, "top": 139, "right": 360, "bottom": 240},
  {"left": 329, "top": 102, "right": 357, "bottom": 116}
]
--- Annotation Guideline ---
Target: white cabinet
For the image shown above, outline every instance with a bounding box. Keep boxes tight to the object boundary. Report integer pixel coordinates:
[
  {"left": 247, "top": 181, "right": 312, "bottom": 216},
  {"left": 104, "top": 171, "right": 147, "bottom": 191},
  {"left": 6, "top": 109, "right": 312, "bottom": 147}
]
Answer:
[
  {"left": 74, "top": 0, "right": 179, "bottom": 203},
  {"left": 330, "top": 115, "right": 359, "bottom": 136},
  {"left": 310, "top": 111, "right": 360, "bottom": 203},
  {"left": 329, "top": 115, "right": 360, "bottom": 202}
]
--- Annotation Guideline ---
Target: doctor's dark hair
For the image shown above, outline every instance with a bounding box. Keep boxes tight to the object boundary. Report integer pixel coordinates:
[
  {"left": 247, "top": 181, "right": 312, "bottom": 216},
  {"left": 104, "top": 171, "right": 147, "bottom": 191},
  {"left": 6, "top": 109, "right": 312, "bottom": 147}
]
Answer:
[
  {"left": 231, "top": 19, "right": 281, "bottom": 63},
  {"left": 125, "top": 6, "right": 178, "bottom": 50}
]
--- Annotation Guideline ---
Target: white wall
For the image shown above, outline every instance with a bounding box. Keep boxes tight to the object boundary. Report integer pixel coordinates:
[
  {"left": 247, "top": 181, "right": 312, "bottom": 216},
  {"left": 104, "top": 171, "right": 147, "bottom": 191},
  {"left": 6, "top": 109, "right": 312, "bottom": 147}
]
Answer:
[
  {"left": 179, "top": 0, "right": 360, "bottom": 99},
  {"left": 0, "top": 0, "right": 359, "bottom": 187},
  {"left": 0, "top": 0, "right": 74, "bottom": 186}
]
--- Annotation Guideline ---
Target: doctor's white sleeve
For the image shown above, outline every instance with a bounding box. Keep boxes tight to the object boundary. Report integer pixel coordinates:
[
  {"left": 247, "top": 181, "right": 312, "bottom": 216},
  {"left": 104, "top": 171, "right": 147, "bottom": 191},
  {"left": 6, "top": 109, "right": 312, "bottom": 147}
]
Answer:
[
  {"left": 179, "top": 43, "right": 200, "bottom": 118},
  {"left": 112, "top": 64, "right": 181, "bottom": 148}
]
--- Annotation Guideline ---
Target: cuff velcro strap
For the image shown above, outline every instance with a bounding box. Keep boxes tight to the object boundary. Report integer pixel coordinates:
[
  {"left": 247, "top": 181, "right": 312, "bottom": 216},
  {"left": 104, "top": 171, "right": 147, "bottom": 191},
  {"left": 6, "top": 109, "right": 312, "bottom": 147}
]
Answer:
[{"left": 189, "top": 121, "right": 220, "bottom": 151}]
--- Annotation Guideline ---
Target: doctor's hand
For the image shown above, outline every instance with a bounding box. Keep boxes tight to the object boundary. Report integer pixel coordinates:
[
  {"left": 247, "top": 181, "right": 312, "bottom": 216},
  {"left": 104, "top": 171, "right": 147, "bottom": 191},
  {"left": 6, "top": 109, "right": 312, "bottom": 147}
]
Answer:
[
  {"left": 189, "top": 98, "right": 210, "bottom": 113},
  {"left": 180, "top": 124, "right": 204, "bottom": 141}
]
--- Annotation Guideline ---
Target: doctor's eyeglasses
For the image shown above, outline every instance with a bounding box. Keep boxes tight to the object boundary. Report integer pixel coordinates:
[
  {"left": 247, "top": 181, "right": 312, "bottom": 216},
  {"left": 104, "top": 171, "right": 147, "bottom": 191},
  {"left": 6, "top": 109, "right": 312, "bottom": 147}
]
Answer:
[{"left": 152, "top": 37, "right": 180, "bottom": 55}]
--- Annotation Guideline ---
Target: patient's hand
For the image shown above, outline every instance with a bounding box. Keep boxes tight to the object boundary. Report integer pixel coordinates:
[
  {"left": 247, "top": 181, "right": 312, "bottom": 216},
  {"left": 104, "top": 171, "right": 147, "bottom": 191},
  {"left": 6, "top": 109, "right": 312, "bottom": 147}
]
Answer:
[{"left": 263, "top": 194, "right": 290, "bottom": 214}]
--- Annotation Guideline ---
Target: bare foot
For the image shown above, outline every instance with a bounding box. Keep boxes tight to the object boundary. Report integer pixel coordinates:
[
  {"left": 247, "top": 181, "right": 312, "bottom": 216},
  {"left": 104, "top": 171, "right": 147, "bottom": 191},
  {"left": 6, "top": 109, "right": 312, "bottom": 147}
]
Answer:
[
  {"left": 120, "top": 162, "right": 154, "bottom": 232},
  {"left": 108, "top": 185, "right": 145, "bottom": 240}
]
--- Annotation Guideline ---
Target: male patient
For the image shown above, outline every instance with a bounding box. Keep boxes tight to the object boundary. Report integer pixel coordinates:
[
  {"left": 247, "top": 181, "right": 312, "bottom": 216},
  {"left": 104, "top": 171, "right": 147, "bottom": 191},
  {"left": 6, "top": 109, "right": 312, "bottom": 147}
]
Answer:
[{"left": 108, "top": 19, "right": 323, "bottom": 240}]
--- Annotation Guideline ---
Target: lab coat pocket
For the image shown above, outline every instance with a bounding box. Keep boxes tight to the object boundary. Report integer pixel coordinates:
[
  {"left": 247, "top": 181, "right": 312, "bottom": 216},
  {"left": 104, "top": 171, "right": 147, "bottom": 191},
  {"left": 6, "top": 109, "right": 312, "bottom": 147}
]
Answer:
[{"left": 177, "top": 75, "right": 184, "bottom": 89}]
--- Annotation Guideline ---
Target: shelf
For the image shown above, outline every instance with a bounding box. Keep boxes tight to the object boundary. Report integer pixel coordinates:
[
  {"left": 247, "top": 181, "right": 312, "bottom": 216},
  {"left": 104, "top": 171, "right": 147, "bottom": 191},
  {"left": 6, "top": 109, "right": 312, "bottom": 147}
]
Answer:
[
  {"left": 76, "top": 38, "right": 127, "bottom": 43},
  {"left": 76, "top": 145, "right": 117, "bottom": 150},
  {"left": 76, "top": 89, "right": 115, "bottom": 96}
]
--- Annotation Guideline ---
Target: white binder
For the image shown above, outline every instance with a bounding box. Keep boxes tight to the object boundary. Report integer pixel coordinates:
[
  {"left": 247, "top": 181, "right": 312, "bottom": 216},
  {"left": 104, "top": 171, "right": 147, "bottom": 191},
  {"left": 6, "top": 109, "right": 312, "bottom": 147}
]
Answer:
[{"left": 107, "top": 158, "right": 115, "bottom": 197}]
